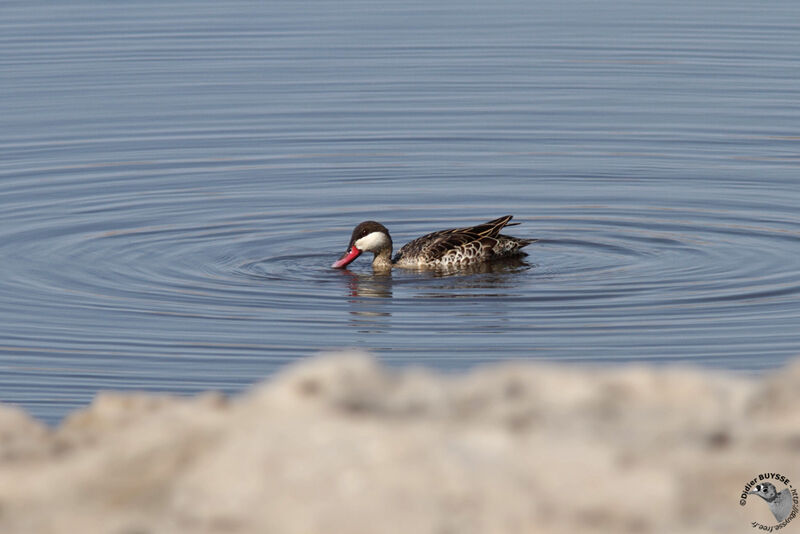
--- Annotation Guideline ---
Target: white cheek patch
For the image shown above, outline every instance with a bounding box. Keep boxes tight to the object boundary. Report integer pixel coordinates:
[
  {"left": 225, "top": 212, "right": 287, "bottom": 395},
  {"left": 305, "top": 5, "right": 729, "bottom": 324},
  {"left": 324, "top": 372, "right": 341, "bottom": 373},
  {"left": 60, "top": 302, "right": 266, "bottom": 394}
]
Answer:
[{"left": 354, "top": 231, "right": 389, "bottom": 252}]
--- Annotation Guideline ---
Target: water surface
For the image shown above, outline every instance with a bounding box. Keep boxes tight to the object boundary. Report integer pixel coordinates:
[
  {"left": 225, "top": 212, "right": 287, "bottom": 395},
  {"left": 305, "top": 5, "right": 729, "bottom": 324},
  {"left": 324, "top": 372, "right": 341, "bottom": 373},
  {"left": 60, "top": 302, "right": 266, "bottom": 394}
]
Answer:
[{"left": 2, "top": 0, "right": 800, "bottom": 423}]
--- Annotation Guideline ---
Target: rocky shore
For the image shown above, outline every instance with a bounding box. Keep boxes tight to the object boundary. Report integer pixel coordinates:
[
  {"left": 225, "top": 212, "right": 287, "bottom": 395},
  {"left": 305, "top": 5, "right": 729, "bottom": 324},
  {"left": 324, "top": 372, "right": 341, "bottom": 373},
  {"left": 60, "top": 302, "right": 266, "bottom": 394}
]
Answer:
[{"left": 1, "top": 352, "right": 798, "bottom": 533}]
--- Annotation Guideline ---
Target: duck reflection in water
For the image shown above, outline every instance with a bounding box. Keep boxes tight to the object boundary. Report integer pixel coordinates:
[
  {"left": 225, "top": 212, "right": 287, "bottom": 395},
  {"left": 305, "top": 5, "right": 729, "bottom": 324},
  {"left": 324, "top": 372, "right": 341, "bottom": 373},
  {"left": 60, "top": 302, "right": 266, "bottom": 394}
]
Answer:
[
  {"left": 341, "top": 268, "right": 394, "bottom": 299},
  {"left": 335, "top": 257, "right": 533, "bottom": 333},
  {"left": 337, "top": 269, "right": 393, "bottom": 333},
  {"left": 337, "top": 257, "right": 532, "bottom": 299}
]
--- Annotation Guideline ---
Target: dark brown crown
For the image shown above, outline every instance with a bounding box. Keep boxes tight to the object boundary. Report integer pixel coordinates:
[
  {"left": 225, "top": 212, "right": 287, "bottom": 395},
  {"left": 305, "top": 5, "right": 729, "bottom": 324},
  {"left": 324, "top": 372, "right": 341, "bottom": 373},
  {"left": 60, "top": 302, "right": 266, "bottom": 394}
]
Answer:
[{"left": 348, "top": 221, "right": 390, "bottom": 247}]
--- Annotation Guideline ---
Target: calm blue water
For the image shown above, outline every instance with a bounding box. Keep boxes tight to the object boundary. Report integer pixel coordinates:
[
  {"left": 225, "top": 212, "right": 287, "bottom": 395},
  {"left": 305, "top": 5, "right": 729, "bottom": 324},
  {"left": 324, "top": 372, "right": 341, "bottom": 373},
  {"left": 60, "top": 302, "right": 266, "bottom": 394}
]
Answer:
[{"left": 3, "top": 1, "right": 800, "bottom": 423}]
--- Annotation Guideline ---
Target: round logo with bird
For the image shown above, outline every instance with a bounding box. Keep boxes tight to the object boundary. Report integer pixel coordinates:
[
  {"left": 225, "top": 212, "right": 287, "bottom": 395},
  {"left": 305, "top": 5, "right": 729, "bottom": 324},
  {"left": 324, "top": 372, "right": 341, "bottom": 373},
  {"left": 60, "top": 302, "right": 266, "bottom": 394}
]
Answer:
[{"left": 740, "top": 473, "right": 798, "bottom": 529}]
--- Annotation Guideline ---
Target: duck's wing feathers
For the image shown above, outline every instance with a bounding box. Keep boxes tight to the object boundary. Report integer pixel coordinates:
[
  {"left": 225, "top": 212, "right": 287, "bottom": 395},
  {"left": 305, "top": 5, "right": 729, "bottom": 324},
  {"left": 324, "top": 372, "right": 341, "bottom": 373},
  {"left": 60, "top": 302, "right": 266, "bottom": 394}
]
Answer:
[
  {"left": 456, "top": 215, "right": 517, "bottom": 238},
  {"left": 396, "top": 216, "right": 532, "bottom": 264}
]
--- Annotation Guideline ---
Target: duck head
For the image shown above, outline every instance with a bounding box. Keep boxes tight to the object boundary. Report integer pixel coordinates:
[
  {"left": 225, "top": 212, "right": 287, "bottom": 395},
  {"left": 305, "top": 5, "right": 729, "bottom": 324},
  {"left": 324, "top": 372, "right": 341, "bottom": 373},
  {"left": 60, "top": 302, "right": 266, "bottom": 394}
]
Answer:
[
  {"left": 332, "top": 221, "right": 393, "bottom": 269},
  {"left": 749, "top": 483, "right": 778, "bottom": 502}
]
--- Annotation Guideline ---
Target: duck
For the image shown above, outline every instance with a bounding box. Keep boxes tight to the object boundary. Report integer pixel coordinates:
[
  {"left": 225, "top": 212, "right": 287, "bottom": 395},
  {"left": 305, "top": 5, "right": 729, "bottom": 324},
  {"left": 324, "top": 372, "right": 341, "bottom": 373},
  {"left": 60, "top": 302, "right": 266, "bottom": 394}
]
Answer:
[
  {"left": 331, "top": 215, "right": 535, "bottom": 270},
  {"left": 748, "top": 482, "right": 793, "bottom": 522}
]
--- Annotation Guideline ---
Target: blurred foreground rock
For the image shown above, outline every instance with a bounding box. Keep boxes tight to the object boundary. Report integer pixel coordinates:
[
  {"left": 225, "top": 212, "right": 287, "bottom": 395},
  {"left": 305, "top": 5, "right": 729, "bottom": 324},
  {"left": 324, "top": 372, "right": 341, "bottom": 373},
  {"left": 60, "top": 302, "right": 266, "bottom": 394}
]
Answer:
[{"left": 0, "top": 352, "right": 798, "bottom": 534}]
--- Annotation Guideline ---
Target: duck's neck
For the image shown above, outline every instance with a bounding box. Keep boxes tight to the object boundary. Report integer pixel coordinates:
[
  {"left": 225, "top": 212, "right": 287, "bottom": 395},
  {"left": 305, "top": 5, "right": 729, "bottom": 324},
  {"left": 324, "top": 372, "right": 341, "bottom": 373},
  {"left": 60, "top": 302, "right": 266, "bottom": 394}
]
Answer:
[{"left": 371, "top": 246, "right": 393, "bottom": 270}]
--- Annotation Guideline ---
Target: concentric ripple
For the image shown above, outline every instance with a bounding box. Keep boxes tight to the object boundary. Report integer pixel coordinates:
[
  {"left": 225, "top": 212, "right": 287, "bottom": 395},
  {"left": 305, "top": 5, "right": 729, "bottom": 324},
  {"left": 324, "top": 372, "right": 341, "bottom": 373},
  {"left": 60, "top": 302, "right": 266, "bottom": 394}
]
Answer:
[
  {"left": 4, "top": 0, "right": 800, "bottom": 423},
  {"left": 4, "top": 174, "right": 800, "bottom": 425}
]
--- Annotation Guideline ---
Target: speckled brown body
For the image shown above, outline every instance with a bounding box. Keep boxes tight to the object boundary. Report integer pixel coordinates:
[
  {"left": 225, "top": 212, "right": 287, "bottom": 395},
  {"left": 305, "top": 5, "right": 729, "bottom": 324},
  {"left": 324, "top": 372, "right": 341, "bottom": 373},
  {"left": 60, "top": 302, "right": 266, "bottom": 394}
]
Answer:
[{"left": 392, "top": 215, "right": 534, "bottom": 268}]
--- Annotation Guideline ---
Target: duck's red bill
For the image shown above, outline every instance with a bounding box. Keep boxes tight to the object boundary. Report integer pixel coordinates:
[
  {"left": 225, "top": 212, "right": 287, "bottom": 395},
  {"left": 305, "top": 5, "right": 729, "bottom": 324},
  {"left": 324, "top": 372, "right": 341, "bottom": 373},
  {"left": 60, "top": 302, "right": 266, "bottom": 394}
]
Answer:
[{"left": 331, "top": 246, "right": 362, "bottom": 269}]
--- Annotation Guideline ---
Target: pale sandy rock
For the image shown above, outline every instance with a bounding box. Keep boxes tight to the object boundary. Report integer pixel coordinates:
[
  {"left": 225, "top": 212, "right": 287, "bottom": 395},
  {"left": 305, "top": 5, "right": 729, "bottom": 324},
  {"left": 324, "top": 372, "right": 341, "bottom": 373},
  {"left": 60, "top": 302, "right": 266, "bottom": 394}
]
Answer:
[
  {"left": 0, "top": 403, "right": 51, "bottom": 462},
  {"left": 0, "top": 351, "right": 797, "bottom": 534}
]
